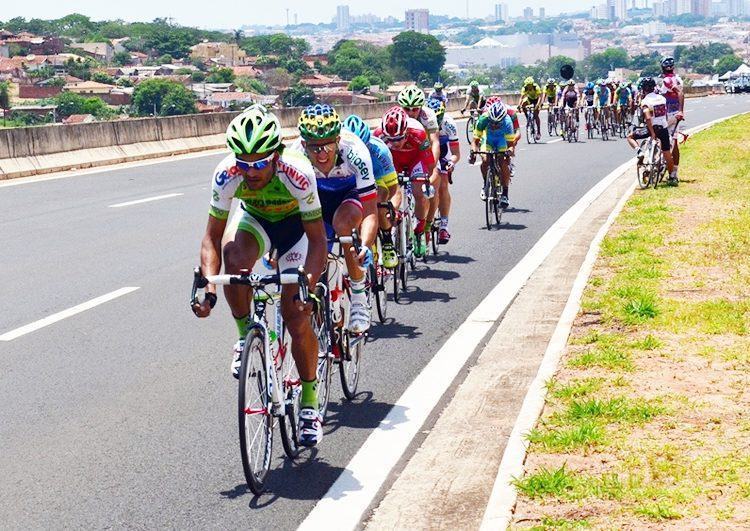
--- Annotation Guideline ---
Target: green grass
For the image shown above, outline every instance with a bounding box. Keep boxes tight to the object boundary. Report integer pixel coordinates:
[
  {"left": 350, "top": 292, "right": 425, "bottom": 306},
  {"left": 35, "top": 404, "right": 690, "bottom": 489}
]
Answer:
[
  {"left": 529, "top": 516, "right": 592, "bottom": 530},
  {"left": 670, "top": 299, "right": 750, "bottom": 335},
  {"left": 633, "top": 502, "right": 682, "bottom": 521},
  {"left": 548, "top": 378, "right": 604, "bottom": 400},
  {"left": 568, "top": 345, "right": 634, "bottom": 371},
  {"left": 629, "top": 334, "right": 662, "bottom": 350},
  {"left": 514, "top": 465, "right": 576, "bottom": 498},
  {"left": 562, "top": 397, "right": 664, "bottom": 424},
  {"left": 527, "top": 420, "right": 606, "bottom": 452}
]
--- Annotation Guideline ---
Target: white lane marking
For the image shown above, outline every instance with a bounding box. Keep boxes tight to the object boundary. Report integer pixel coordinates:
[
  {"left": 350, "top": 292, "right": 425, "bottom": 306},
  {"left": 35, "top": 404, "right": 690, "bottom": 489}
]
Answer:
[
  {"left": 0, "top": 287, "right": 140, "bottom": 341},
  {"left": 108, "top": 193, "right": 183, "bottom": 208},
  {"left": 546, "top": 138, "right": 563, "bottom": 144},
  {"left": 299, "top": 155, "right": 637, "bottom": 531},
  {"left": 478, "top": 111, "right": 749, "bottom": 531}
]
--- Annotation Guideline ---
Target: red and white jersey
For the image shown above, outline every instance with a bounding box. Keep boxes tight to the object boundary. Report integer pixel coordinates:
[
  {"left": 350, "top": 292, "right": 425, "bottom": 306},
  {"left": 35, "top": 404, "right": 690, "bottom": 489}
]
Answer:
[
  {"left": 659, "top": 73, "right": 683, "bottom": 115},
  {"left": 374, "top": 117, "right": 435, "bottom": 174}
]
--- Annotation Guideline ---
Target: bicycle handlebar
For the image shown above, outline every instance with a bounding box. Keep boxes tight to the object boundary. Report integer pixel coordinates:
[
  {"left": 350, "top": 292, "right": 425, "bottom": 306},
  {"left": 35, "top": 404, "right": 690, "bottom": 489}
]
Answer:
[{"left": 191, "top": 266, "right": 311, "bottom": 309}]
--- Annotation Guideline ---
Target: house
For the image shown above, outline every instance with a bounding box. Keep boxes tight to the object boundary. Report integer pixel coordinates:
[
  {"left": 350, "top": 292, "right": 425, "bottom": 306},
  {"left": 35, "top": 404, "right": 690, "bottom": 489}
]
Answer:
[
  {"left": 232, "top": 65, "right": 263, "bottom": 78},
  {"left": 299, "top": 74, "right": 349, "bottom": 89},
  {"left": 156, "top": 64, "right": 199, "bottom": 75},
  {"left": 190, "top": 42, "right": 247, "bottom": 66},
  {"left": 313, "top": 90, "right": 379, "bottom": 105},
  {"left": 129, "top": 51, "right": 148, "bottom": 65},
  {"left": 69, "top": 42, "right": 115, "bottom": 63},
  {"left": 65, "top": 80, "right": 117, "bottom": 95},
  {"left": 206, "top": 91, "right": 257, "bottom": 109},
  {"left": 63, "top": 113, "right": 95, "bottom": 124}
]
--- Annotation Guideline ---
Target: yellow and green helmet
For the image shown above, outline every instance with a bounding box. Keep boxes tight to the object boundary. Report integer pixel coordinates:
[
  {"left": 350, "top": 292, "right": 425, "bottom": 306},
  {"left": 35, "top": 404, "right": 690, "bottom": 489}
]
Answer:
[
  {"left": 225, "top": 105, "right": 281, "bottom": 155},
  {"left": 298, "top": 104, "right": 342, "bottom": 140}
]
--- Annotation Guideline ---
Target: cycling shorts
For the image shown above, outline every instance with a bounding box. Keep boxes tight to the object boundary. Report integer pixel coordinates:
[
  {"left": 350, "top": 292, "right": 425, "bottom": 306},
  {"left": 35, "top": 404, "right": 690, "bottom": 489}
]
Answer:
[
  {"left": 631, "top": 125, "right": 671, "bottom": 151},
  {"left": 232, "top": 207, "right": 308, "bottom": 271}
]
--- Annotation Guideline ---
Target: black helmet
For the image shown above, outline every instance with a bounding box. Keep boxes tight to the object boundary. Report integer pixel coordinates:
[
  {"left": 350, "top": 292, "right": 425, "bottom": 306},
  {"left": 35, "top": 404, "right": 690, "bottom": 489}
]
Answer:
[
  {"left": 642, "top": 77, "right": 656, "bottom": 92},
  {"left": 661, "top": 56, "right": 675, "bottom": 70}
]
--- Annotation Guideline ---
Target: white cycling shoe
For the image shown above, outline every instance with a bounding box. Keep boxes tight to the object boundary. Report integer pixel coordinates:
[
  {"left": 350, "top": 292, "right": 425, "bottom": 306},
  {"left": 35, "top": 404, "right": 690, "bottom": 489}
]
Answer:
[
  {"left": 231, "top": 339, "right": 244, "bottom": 379},
  {"left": 298, "top": 407, "right": 323, "bottom": 447},
  {"left": 349, "top": 295, "right": 371, "bottom": 334}
]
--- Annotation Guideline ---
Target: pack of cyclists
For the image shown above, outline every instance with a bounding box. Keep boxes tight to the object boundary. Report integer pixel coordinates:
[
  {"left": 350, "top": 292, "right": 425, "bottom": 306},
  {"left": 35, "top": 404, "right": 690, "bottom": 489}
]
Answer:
[{"left": 191, "top": 56, "right": 686, "bottom": 450}]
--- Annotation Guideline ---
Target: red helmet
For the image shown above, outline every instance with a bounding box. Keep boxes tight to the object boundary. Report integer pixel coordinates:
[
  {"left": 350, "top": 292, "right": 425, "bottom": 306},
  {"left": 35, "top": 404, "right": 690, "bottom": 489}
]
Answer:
[
  {"left": 381, "top": 106, "right": 408, "bottom": 139},
  {"left": 485, "top": 96, "right": 502, "bottom": 107}
]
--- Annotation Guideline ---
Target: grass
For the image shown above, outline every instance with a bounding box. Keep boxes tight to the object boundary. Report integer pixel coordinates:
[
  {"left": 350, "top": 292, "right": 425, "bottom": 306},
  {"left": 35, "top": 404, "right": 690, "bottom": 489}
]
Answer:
[{"left": 513, "top": 114, "right": 750, "bottom": 528}]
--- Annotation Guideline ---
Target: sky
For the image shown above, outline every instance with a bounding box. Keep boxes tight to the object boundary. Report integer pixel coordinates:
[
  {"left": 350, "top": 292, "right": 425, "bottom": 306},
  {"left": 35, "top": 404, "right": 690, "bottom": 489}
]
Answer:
[{"left": 2, "top": 1, "right": 598, "bottom": 30}]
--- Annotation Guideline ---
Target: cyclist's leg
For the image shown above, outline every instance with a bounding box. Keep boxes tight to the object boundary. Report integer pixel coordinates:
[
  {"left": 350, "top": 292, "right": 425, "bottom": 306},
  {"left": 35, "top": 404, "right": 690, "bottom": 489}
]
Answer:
[
  {"left": 331, "top": 197, "right": 366, "bottom": 283},
  {"left": 223, "top": 208, "right": 265, "bottom": 333},
  {"left": 411, "top": 162, "right": 428, "bottom": 222}
]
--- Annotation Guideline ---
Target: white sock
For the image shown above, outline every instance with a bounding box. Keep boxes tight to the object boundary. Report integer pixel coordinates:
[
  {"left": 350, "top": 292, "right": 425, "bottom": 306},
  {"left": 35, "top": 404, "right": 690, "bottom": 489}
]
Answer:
[
  {"left": 350, "top": 277, "right": 367, "bottom": 299},
  {"left": 440, "top": 216, "right": 448, "bottom": 229}
]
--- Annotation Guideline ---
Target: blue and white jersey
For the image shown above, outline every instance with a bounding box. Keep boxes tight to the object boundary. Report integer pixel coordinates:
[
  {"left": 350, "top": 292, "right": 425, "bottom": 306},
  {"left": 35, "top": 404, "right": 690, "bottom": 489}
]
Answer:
[{"left": 367, "top": 136, "right": 397, "bottom": 184}]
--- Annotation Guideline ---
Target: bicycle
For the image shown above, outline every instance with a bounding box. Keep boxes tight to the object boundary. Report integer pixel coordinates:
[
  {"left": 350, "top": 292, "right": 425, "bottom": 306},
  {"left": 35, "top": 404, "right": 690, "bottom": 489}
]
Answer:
[
  {"left": 391, "top": 172, "right": 421, "bottom": 302},
  {"left": 562, "top": 107, "right": 579, "bottom": 143},
  {"left": 523, "top": 105, "right": 539, "bottom": 144},
  {"left": 191, "top": 266, "right": 310, "bottom": 495},
  {"left": 636, "top": 120, "right": 682, "bottom": 190},
  {"left": 583, "top": 105, "right": 596, "bottom": 139},
  {"left": 370, "top": 220, "right": 390, "bottom": 323},
  {"left": 546, "top": 104, "right": 559, "bottom": 137},
  {"left": 473, "top": 150, "right": 509, "bottom": 229},
  {"left": 322, "top": 232, "right": 369, "bottom": 401},
  {"left": 465, "top": 108, "right": 480, "bottom": 144},
  {"left": 598, "top": 105, "right": 610, "bottom": 141}
]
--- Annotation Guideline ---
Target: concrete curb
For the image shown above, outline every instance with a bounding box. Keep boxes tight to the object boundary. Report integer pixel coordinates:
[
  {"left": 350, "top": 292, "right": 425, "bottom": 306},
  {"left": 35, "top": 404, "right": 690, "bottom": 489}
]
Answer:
[{"left": 479, "top": 110, "right": 748, "bottom": 530}]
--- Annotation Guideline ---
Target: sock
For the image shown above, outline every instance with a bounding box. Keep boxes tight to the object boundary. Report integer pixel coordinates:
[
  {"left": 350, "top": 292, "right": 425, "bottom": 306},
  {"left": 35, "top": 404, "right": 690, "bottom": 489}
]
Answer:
[
  {"left": 301, "top": 379, "right": 318, "bottom": 409},
  {"left": 234, "top": 315, "right": 249, "bottom": 340},
  {"left": 673, "top": 164, "right": 679, "bottom": 176},
  {"left": 379, "top": 229, "right": 393, "bottom": 245},
  {"left": 425, "top": 220, "right": 432, "bottom": 233},
  {"left": 440, "top": 216, "right": 448, "bottom": 229},
  {"left": 502, "top": 185, "right": 509, "bottom": 197},
  {"left": 350, "top": 276, "right": 367, "bottom": 297}
]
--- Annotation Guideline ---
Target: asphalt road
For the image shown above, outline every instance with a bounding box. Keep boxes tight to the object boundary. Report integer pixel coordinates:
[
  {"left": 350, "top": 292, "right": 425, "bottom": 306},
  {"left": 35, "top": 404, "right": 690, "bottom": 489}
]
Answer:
[{"left": 2, "top": 94, "right": 749, "bottom": 529}]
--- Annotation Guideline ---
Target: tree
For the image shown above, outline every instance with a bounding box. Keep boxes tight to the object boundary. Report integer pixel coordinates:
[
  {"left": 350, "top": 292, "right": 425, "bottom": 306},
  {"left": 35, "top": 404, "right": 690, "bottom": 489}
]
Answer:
[
  {"left": 0, "top": 82, "right": 10, "bottom": 113},
  {"left": 235, "top": 76, "right": 268, "bottom": 94},
  {"left": 113, "top": 51, "right": 132, "bottom": 66},
  {"left": 157, "top": 54, "right": 174, "bottom": 65},
  {"left": 191, "top": 71, "right": 206, "bottom": 83},
  {"left": 348, "top": 75, "right": 371, "bottom": 91},
  {"left": 390, "top": 31, "right": 446, "bottom": 81},
  {"left": 92, "top": 72, "right": 115, "bottom": 85},
  {"left": 585, "top": 47, "right": 629, "bottom": 79},
  {"left": 160, "top": 86, "right": 197, "bottom": 116},
  {"left": 65, "top": 58, "right": 97, "bottom": 81},
  {"left": 545, "top": 55, "right": 576, "bottom": 80},
  {"left": 263, "top": 67, "right": 294, "bottom": 89},
  {"left": 715, "top": 54, "right": 743, "bottom": 75},
  {"left": 54, "top": 91, "right": 110, "bottom": 118},
  {"left": 206, "top": 67, "right": 235, "bottom": 83},
  {"left": 132, "top": 78, "right": 196, "bottom": 116},
  {"left": 282, "top": 84, "right": 315, "bottom": 107}
]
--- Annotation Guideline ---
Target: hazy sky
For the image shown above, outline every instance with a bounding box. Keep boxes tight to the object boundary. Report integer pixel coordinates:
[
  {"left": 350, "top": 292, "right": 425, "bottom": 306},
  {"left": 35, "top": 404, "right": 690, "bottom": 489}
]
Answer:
[{"left": 2, "top": 1, "right": 598, "bottom": 30}]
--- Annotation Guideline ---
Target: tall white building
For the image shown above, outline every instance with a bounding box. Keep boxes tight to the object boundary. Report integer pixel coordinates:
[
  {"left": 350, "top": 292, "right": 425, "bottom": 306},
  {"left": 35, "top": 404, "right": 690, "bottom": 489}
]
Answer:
[
  {"left": 607, "top": 0, "right": 628, "bottom": 19},
  {"left": 495, "top": 3, "right": 510, "bottom": 23},
  {"left": 671, "top": 0, "right": 692, "bottom": 15},
  {"left": 336, "top": 5, "right": 350, "bottom": 31},
  {"left": 653, "top": 0, "right": 670, "bottom": 16},
  {"left": 405, "top": 9, "right": 429, "bottom": 33}
]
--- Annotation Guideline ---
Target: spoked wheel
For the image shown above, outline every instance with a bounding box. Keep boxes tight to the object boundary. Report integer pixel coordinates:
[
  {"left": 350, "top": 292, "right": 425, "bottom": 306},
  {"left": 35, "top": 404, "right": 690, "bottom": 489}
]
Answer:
[
  {"left": 238, "top": 328, "right": 273, "bottom": 495},
  {"left": 637, "top": 163, "right": 651, "bottom": 189},
  {"left": 601, "top": 119, "right": 609, "bottom": 141},
  {"left": 494, "top": 193, "right": 502, "bottom": 225},
  {"left": 430, "top": 222, "right": 439, "bottom": 256},
  {"left": 311, "top": 284, "right": 332, "bottom": 420},
  {"left": 340, "top": 331, "right": 363, "bottom": 400},
  {"left": 484, "top": 191, "right": 492, "bottom": 231},
  {"left": 370, "top": 263, "right": 387, "bottom": 323},
  {"left": 465, "top": 115, "right": 475, "bottom": 144},
  {"left": 278, "top": 329, "right": 302, "bottom": 460},
  {"left": 400, "top": 260, "right": 409, "bottom": 292}
]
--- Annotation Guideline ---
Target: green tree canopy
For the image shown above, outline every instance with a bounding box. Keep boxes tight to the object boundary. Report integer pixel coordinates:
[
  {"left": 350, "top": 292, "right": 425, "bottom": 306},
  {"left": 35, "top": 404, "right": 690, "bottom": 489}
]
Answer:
[
  {"left": 326, "top": 40, "right": 393, "bottom": 86},
  {"left": 348, "top": 75, "right": 371, "bottom": 91},
  {"left": 0, "top": 81, "right": 11, "bottom": 111},
  {"left": 390, "top": 32, "right": 446, "bottom": 82},
  {"left": 132, "top": 78, "right": 196, "bottom": 116},
  {"left": 235, "top": 76, "right": 268, "bottom": 94},
  {"left": 282, "top": 84, "right": 315, "bottom": 107},
  {"left": 206, "top": 67, "right": 235, "bottom": 83},
  {"left": 54, "top": 91, "right": 111, "bottom": 118},
  {"left": 715, "top": 54, "right": 743, "bottom": 75}
]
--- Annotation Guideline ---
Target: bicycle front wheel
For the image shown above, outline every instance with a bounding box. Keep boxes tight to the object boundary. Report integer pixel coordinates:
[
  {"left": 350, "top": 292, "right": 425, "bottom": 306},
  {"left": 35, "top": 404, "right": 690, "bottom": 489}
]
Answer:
[
  {"left": 311, "top": 284, "right": 333, "bottom": 420},
  {"left": 278, "top": 328, "right": 302, "bottom": 460},
  {"left": 238, "top": 328, "right": 273, "bottom": 495},
  {"left": 465, "top": 115, "right": 475, "bottom": 144},
  {"left": 371, "top": 263, "right": 387, "bottom": 323}
]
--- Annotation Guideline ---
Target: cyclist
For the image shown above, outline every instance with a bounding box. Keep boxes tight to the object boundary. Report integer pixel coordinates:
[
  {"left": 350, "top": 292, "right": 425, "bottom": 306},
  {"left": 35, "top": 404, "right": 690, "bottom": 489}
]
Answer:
[
  {"left": 192, "top": 106, "right": 328, "bottom": 447},
  {"left": 560, "top": 80, "right": 580, "bottom": 136},
  {"left": 594, "top": 79, "right": 611, "bottom": 124},
  {"left": 343, "top": 114, "right": 400, "bottom": 269},
  {"left": 614, "top": 81, "right": 632, "bottom": 125},
  {"left": 397, "top": 85, "right": 441, "bottom": 173},
  {"left": 292, "top": 104, "right": 378, "bottom": 333},
  {"left": 374, "top": 106, "right": 438, "bottom": 258},
  {"left": 544, "top": 78, "right": 558, "bottom": 108},
  {"left": 461, "top": 80, "right": 486, "bottom": 115},
  {"left": 429, "top": 81, "right": 448, "bottom": 104},
  {"left": 426, "top": 97, "right": 461, "bottom": 245},
  {"left": 469, "top": 101, "right": 518, "bottom": 209},
  {"left": 659, "top": 56, "right": 684, "bottom": 185},
  {"left": 519, "top": 76, "right": 542, "bottom": 142},
  {"left": 626, "top": 77, "right": 675, "bottom": 178}
]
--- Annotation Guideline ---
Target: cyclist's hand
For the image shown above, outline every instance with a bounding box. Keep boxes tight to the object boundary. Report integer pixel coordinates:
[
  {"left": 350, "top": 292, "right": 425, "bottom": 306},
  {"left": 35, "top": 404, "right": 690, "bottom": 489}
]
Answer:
[
  {"left": 191, "top": 293, "right": 214, "bottom": 318},
  {"left": 468, "top": 152, "right": 477, "bottom": 165},
  {"left": 676, "top": 111, "right": 684, "bottom": 121},
  {"left": 460, "top": 109, "right": 465, "bottom": 115},
  {"left": 444, "top": 160, "right": 454, "bottom": 173},
  {"left": 507, "top": 146, "right": 516, "bottom": 157}
]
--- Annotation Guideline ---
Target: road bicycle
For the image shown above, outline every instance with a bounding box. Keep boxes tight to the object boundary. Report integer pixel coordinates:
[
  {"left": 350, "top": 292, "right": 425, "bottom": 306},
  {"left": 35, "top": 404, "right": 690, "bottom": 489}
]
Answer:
[
  {"left": 636, "top": 120, "right": 683, "bottom": 190},
  {"left": 370, "top": 220, "right": 390, "bottom": 323},
  {"left": 473, "top": 150, "right": 510, "bottom": 229},
  {"left": 562, "top": 107, "right": 579, "bottom": 143},
  {"left": 583, "top": 105, "right": 596, "bottom": 139},
  {"left": 464, "top": 108, "right": 481, "bottom": 144},
  {"left": 523, "top": 105, "right": 540, "bottom": 144},
  {"left": 191, "top": 266, "right": 310, "bottom": 495},
  {"left": 546, "top": 104, "right": 560, "bottom": 137},
  {"left": 598, "top": 105, "right": 611, "bottom": 141}
]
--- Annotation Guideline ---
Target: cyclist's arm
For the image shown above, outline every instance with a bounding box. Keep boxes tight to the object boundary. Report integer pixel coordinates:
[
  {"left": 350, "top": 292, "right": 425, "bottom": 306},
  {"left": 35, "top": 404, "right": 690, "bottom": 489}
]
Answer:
[{"left": 200, "top": 214, "right": 227, "bottom": 296}]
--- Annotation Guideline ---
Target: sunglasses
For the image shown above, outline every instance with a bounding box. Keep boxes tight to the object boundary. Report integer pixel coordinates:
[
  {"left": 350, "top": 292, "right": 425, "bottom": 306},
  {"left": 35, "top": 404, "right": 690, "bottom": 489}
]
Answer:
[
  {"left": 403, "top": 107, "right": 421, "bottom": 112},
  {"left": 304, "top": 142, "right": 337, "bottom": 155},
  {"left": 384, "top": 135, "right": 406, "bottom": 145},
  {"left": 235, "top": 152, "right": 274, "bottom": 171}
]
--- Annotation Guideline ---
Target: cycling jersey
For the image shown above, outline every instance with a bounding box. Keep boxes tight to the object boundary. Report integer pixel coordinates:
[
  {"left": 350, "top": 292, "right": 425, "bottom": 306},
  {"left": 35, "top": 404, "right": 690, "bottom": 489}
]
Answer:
[
  {"left": 562, "top": 88, "right": 579, "bottom": 108},
  {"left": 544, "top": 84, "right": 557, "bottom": 100},
  {"left": 659, "top": 73, "right": 683, "bottom": 116},
  {"left": 473, "top": 114, "right": 516, "bottom": 152},
  {"left": 521, "top": 83, "right": 542, "bottom": 102},
  {"left": 374, "top": 117, "right": 435, "bottom": 176},
  {"left": 290, "top": 129, "right": 377, "bottom": 203},
  {"left": 438, "top": 115, "right": 459, "bottom": 161},
  {"left": 416, "top": 106, "right": 439, "bottom": 134},
  {"left": 367, "top": 136, "right": 398, "bottom": 189},
  {"left": 582, "top": 89, "right": 595, "bottom": 105},
  {"left": 506, "top": 107, "right": 520, "bottom": 131},
  {"left": 209, "top": 149, "right": 322, "bottom": 224},
  {"left": 616, "top": 87, "right": 631, "bottom": 104},
  {"left": 594, "top": 87, "right": 610, "bottom": 107},
  {"left": 467, "top": 89, "right": 482, "bottom": 103},
  {"left": 641, "top": 92, "right": 668, "bottom": 129},
  {"left": 429, "top": 91, "right": 448, "bottom": 104}
]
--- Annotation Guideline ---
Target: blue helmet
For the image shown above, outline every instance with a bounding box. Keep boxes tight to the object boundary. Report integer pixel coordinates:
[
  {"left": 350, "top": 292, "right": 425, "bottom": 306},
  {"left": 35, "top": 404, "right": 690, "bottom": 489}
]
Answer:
[
  {"left": 425, "top": 97, "right": 445, "bottom": 121},
  {"left": 586, "top": 82, "right": 595, "bottom": 90},
  {"left": 343, "top": 114, "right": 371, "bottom": 145},
  {"left": 487, "top": 101, "right": 507, "bottom": 123}
]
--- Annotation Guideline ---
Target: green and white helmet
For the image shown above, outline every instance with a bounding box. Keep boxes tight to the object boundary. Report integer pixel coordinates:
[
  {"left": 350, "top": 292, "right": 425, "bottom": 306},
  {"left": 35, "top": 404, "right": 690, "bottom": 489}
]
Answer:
[
  {"left": 225, "top": 106, "right": 281, "bottom": 155},
  {"left": 397, "top": 85, "right": 426, "bottom": 108}
]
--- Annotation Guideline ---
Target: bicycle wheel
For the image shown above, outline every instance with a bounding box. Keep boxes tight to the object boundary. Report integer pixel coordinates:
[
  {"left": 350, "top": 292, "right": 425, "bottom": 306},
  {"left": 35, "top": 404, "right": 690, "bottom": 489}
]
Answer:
[
  {"left": 238, "top": 327, "right": 273, "bottom": 495},
  {"left": 484, "top": 177, "right": 492, "bottom": 230},
  {"left": 278, "top": 328, "right": 302, "bottom": 460},
  {"left": 493, "top": 184, "right": 502, "bottom": 224},
  {"left": 465, "top": 115, "right": 475, "bottom": 144},
  {"left": 637, "top": 162, "right": 651, "bottom": 189},
  {"left": 371, "top": 263, "right": 387, "bottom": 323},
  {"left": 311, "top": 283, "right": 333, "bottom": 420},
  {"left": 430, "top": 221, "right": 439, "bottom": 256},
  {"left": 339, "top": 281, "right": 363, "bottom": 400}
]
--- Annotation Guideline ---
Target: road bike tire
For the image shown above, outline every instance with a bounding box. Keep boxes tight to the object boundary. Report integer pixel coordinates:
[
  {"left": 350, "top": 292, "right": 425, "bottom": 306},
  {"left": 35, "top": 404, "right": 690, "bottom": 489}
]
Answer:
[
  {"left": 311, "top": 283, "right": 333, "bottom": 420},
  {"left": 278, "top": 328, "right": 302, "bottom": 460},
  {"left": 465, "top": 115, "right": 475, "bottom": 144},
  {"left": 493, "top": 190, "right": 502, "bottom": 224},
  {"left": 338, "top": 278, "right": 363, "bottom": 400},
  {"left": 400, "top": 260, "right": 408, "bottom": 292},
  {"left": 430, "top": 223, "right": 439, "bottom": 256},
  {"left": 371, "top": 263, "right": 387, "bottom": 323},
  {"left": 238, "top": 327, "right": 273, "bottom": 495},
  {"left": 637, "top": 162, "right": 651, "bottom": 189},
  {"left": 484, "top": 181, "right": 492, "bottom": 230}
]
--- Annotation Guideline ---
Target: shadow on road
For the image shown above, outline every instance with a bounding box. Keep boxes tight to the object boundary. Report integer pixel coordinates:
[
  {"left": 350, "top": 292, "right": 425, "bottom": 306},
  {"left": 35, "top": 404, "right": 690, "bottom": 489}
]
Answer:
[
  {"left": 498, "top": 223, "right": 528, "bottom": 231},
  {"left": 323, "top": 391, "right": 407, "bottom": 436},
  {"left": 503, "top": 207, "right": 532, "bottom": 214},
  {"left": 430, "top": 253, "right": 476, "bottom": 265},
  {"left": 368, "top": 320, "right": 420, "bottom": 340},
  {"left": 415, "top": 268, "right": 460, "bottom": 281},
  {"left": 395, "top": 286, "right": 455, "bottom": 305}
]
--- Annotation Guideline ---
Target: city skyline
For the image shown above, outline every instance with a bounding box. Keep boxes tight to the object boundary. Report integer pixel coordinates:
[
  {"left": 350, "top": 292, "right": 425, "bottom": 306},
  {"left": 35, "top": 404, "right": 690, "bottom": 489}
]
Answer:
[{"left": 1, "top": 0, "right": 617, "bottom": 30}]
